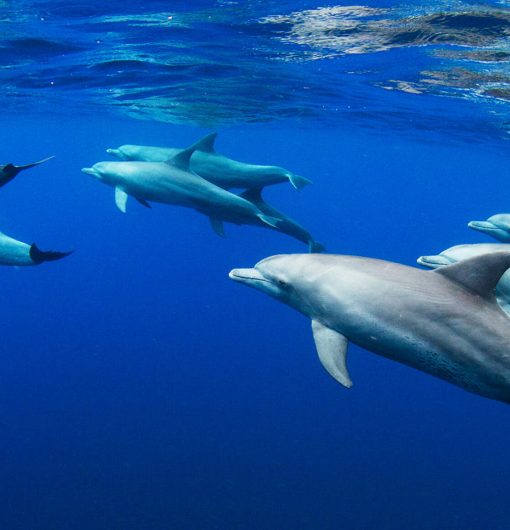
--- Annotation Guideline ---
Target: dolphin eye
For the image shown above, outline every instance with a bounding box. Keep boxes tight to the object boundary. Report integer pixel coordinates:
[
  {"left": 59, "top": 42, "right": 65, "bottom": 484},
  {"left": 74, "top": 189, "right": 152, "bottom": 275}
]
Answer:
[{"left": 277, "top": 279, "right": 288, "bottom": 288}]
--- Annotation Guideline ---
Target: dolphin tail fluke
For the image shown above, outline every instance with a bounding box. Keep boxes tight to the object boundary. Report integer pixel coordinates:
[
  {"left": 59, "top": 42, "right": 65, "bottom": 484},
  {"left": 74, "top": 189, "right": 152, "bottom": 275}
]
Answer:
[
  {"left": 16, "top": 155, "right": 55, "bottom": 171},
  {"left": 309, "top": 241, "right": 326, "bottom": 253},
  {"left": 258, "top": 214, "right": 280, "bottom": 228},
  {"left": 29, "top": 244, "right": 72, "bottom": 265},
  {"left": 287, "top": 173, "right": 312, "bottom": 190}
]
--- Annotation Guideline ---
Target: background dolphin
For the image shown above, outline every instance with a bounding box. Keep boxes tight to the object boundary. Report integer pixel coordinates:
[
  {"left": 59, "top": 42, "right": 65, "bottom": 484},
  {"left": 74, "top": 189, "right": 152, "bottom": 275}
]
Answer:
[
  {"left": 0, "top": 231, "right": 71, "bottom": 266},
  {"left": 230, "top": 252, "right": 510, "bottom": 404},
  {"left": 239, "top": 188, "right": 325, "bottom": 252},
  {"left": 0, "top": 156, "right": 54, "bottom": 189},
  {"left": 107, "top": 133, "right": 311, "bottom": 190},
  {"left": 83, "top": 144, "right": 280, "bottom": 232},
  {"left": 418, "top": 242, "right": 510, "bottom": 313},
  {"left": 468, "top": 213, "right": 510, "bottom": 242}
]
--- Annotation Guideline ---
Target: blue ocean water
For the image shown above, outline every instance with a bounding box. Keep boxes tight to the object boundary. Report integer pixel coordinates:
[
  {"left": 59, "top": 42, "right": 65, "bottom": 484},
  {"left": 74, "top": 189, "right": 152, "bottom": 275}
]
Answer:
[{"left": 1, "top": 1, "right": 510, "bottom": 529}]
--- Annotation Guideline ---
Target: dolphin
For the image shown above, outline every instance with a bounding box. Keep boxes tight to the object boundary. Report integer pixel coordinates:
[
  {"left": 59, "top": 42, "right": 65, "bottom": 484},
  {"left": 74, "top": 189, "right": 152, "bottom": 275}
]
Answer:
[
  {"left": 107, "top": 133, "right": 311, "bottom": 191},
  {"left": 0, "top": 156, "right": 54, "bottom": 189},
  {"left": 83, "top": 145, "right": 280, "bottom": 232},
  {"left": 418, "top": 243, "right": 510, "bottom": 314},
  {"left": 468, "top": 214, "right": 510, "bottom": 242},
  {"left": 229, "top": 252, "right": 510, "bottom": 404},
  {"left": 0, "top": 231, "right": 71, "bottom": 266},
  {"left": 239, "top": 188, "right": 325, "bottom": 253}
]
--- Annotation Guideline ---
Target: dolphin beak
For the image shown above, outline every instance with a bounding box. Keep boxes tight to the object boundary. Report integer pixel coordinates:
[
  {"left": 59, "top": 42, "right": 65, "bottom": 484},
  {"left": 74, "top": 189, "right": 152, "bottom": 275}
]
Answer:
[
  {"left": 229, "top": 268, "right": 266, "bottom": 284},
  {"left": 468, "top": 220, "right": 497, "bottom": 231},
  {"left": 417, "top": 255, "right": 452, "bottom": 269},
  {"left": 106, "top": 148, "right": 128, "bottom": 160},
  {"left": 81, "top": 167, "right": 99, "bottom": 177}
]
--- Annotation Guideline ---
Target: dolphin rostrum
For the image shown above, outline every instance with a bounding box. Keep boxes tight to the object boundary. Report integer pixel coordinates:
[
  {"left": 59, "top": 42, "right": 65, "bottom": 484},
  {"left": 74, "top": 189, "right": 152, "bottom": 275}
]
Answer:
[
  {"left": 0, "top": 156, "right": 54, "bottom": 189},
  {"left": 468, "top": 214, "right": 510, "bottom": 242},
  {"left": 230, "top": 252, "right": 510, "bottom": 404},
  {"left": 418, "top": 242, "right": 510, "bottom": 314},
  {"left": 83, "top": 144, "right": 280, "bottom": 232},
  {"left": 0, "top": 231, "right": 71, "bottom": 266},
  {"left": 107, "top": 133, "right": 311, "bottom": 191},
  {"left": 239, "top": 188, "right": 324, "bottom": 253}
]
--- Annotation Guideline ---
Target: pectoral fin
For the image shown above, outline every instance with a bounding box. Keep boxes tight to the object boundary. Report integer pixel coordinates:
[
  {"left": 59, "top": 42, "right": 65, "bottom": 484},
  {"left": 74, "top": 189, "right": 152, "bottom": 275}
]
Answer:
[
  {"left": 311, "top": 320, "right": 352, "bottom": 388},
  {"left": 115, "top": 187, "right": 128, "bottom": 213},
  {"left": 209, "top": 217, "right": 225, "bottom": 237}
]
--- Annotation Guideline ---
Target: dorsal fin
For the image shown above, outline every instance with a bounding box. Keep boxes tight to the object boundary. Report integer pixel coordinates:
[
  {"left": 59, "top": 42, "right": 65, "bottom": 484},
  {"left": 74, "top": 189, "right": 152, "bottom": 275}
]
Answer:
[
  {"left": 166, "top": 145, "right": 196, "bottom": 171},
  {"left": 192, "top": 132, "right": 217, "bottom": 153},
  {"left": 434, "top": 251, "right": 510, "bottom": 298},
  {"left": 240, "top": 187, "right": 263, "bottom": 204}
]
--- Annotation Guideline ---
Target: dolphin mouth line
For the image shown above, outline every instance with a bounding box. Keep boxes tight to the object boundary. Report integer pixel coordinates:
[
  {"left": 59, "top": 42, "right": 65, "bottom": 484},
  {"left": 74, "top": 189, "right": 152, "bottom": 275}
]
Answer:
[
  {"left": 469, "top": 222, "right": 499, "bottom": 231},
  {"left": 229, "top": 271, "right": 271, "bottom": 283}
]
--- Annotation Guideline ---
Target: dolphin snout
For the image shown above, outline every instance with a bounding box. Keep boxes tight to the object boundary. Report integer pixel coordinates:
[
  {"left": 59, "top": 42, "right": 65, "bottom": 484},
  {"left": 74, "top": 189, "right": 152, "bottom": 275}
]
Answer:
[
  {"left": 106, "top": 148, "right": 125, "bottom": 160},
  {"left": 417, "top": 255, "right": 453, "bottom": 269},
  {"left": 229, "top": 268, "right": 271, "bottom": 285},
  {"left": 468, "top": 220, "right": 497, "bottom": 231},
  {"left": 81, "top": 167, "right": 99, "bottom": 176}
]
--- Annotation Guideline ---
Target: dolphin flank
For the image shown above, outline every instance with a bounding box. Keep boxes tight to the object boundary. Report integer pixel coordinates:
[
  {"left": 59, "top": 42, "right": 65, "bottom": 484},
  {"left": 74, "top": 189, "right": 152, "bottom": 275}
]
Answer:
[{"left": 230, "top": 252, "right": 510, "bottom": 404}]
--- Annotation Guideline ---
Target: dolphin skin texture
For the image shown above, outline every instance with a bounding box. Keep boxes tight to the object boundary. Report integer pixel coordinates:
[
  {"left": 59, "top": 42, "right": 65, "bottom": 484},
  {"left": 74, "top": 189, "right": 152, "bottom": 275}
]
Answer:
[
  {"left": 83, "top": 145, "right": 280, "bottom": 231},
  {"left": 0, "top": 231, "right": 71, "bottom": 266},
  {"left": 230, "top": 252, "right": 510, "bottom": 404},
  {"left": 468, "top": 214, "right": 510, "bottom": 243},
  {"left": 0, "top": 156, "right": 54, "bottom": 189},
  {"left": 418, "top": 243, "right": 510, "bottom": 314},
  {"left": 107, "top": 133, "right": 311, "bottom": 191}
]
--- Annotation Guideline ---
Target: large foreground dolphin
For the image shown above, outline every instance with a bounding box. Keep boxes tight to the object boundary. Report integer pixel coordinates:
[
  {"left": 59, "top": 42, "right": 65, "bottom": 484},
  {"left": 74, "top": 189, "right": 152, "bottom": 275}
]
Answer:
[
  {"left": 0, "top": 156, "right": 54, "bottom": 189},
  {"left": 0, "top": 231, "right": 71, "bottom": 266},
  {"left": 468, "top": 214, "right": 510, "bottom": 242},
  {"left": 82, "top": 146, "right": 280, "bottom": 230},
  {"left": 418, "top": 243, "right": 510, "bottom": 313},
  {"left": 230, "top": 252, "right": 510, "bottom": 404},
  {"left": 107, "top": 133, "right": 311, "bottom": 191}
]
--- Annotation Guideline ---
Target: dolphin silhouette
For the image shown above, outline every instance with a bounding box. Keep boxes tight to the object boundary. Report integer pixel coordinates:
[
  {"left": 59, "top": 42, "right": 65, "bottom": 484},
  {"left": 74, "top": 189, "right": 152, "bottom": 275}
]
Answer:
[
  {"left": 107, "top": 133, "right": 311, "bottom": 191},
  {"left": 230, "top": 252, "right": 510, "bottom": 404},
  {"left": 83, "top": 144, "right": 280, "bottom": 231},
  {"left": 0, "top": 156, "right": 54, "bottom": 189}
]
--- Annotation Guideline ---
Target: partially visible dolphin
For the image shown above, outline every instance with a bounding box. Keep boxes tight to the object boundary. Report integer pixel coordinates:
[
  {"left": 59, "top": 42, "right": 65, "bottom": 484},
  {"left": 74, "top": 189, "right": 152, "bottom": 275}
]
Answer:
[
  {"left": 0, "top": 231, "right": 71, "bottom": 266},
  {"left": 82, "top": 145, "right": 280, "bottom": 231},
  {"left": 0, "top": 156, "right": 54, "bottom": 189},
  {"left": 468, "top": 214, "right": 510, "bottom": 242},
  {"left": 239, "top": 188, "right": 325, "bottom": 253},
  {"left": 107, "top": 133, "right": 311, "bottom": 191},
  {"left": 418, "top": 242, "right": 510, "bottom": 314},
  {"left": 229, "top": 252, "right": 510, "bottom": 404}
]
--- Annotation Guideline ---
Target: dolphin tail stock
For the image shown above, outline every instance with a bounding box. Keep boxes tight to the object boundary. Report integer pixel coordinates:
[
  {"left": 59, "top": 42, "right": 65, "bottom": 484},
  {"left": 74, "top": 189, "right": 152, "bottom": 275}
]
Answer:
[
  {"left": 286, "top": 172, "right": 312, "bottom": 190},
  {"left": 15, "top": 155, "right": 55, "bottom": 172},
  {"left": 29, "top": 244, "right": 72, "bottom": 264},
  {"left": 240, "top": 187, "right": 264, "bottom": 205},
  {"left": 309, "top": 240, "right": 326, "bottom": 253}
]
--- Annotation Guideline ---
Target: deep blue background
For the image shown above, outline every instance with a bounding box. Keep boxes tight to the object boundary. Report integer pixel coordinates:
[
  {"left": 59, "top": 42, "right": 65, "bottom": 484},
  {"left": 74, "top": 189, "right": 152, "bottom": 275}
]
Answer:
[{"left": 0, "top": 114, "right": 507, "bottom": 529}]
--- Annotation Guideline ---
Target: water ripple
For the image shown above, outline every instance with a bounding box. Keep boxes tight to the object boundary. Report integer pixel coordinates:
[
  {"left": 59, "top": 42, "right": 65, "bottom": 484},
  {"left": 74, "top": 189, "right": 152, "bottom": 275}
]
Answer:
[{"left": 0, "top": 1, "right": 509, "bottom": 143}]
